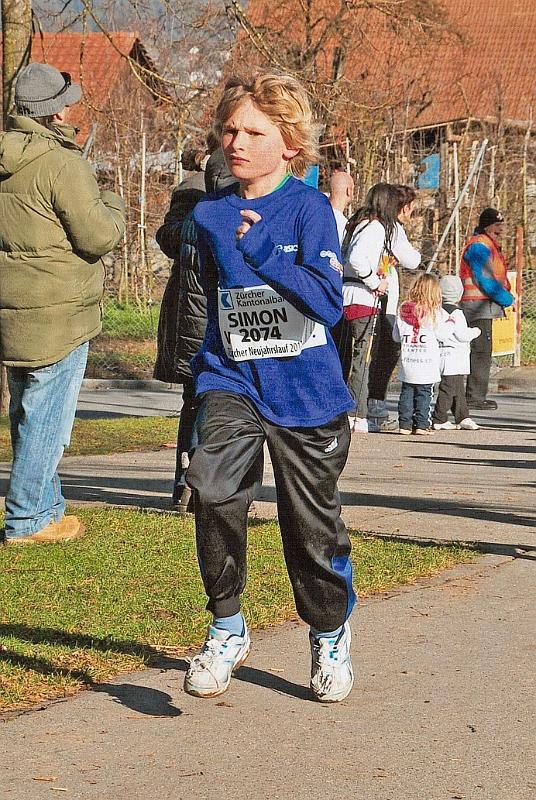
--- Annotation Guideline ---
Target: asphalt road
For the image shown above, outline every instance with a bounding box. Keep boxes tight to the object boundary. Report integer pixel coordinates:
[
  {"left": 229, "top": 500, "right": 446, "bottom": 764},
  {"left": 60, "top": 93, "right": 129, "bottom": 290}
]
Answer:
[
  {"left": 38, "top": 387, "right": 536, "bottom": 550},
  {"left": 1, "top": 385, "right": 534, "bottom": 799}
]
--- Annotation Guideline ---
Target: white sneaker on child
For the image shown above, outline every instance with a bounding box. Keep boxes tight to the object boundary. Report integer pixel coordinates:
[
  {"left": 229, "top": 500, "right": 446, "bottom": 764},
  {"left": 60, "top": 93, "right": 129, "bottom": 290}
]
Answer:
[
  {"left": 457, "top": 417, "right": 480, "bottom": 430},
  {"left": 184, "top": 625, "right": 250, "bottom": 698},
  {"left": 433, "top": 421, "right": 457, "bottom": 430},
  {"left": 310, "top": 622, "right": 354, "bottom": 703}
]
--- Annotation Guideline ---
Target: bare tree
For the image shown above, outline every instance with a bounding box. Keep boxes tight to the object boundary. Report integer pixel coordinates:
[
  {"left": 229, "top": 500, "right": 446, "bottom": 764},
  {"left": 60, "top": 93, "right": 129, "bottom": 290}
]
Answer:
[
  {"left": 1, "top": 0, "right": 33, "bottom": 414},
  {"left": 222, "top": 1, "right": 449, "bottom": 124},
  {"left": 2, "top": 0, "right": 32, "bottom": 124},
  {"left": 221, "top": 0, "right": 456, "bottom": 196}
]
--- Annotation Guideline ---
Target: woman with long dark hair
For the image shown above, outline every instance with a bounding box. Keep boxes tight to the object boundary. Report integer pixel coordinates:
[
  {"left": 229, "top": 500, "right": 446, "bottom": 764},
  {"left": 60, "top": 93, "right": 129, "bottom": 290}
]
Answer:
[{"left": 341, "top": 183, "right": 421, "bottom": 432}]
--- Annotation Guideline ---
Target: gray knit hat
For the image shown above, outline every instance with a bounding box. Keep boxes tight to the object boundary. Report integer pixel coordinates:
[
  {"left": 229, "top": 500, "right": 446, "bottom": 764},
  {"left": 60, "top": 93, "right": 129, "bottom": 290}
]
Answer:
[
  {"left": 15, "top": 63, "right": 81, "bottom": 118},
  {"left": 440, "top": 275, "right": 463, "bottom": 304}
]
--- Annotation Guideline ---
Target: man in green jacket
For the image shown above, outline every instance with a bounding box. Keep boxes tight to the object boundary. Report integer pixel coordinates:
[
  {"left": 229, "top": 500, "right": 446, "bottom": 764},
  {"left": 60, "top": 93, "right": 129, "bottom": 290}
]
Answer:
[{"left": 0, "top": 63, "right": 126, "bottom": 544}]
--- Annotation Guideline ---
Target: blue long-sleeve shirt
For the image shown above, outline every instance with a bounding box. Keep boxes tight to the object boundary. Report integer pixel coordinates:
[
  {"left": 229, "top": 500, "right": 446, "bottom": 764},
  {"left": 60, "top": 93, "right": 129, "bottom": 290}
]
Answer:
[
  {"left": 192, "top": 176, "right": 353, "bottom": 426},
  {"left": 464, "top": 241, "right": 514, "bottom": 307}
]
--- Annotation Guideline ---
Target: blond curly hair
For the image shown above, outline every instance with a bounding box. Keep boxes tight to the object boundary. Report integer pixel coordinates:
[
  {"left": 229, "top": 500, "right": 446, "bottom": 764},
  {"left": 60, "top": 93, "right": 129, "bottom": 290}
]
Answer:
[
  {"left": 213, "top": 72, "right": 319, "bottom": 178},
  {"left": 408, "top": 273, "right": 443, "bottom": 325}
]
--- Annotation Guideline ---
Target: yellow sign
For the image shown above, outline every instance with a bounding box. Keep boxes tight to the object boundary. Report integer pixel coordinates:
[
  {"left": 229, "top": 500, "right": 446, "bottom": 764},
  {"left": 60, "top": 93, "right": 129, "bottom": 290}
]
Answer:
[{"left": 492, "top": 271, "right": 517, "bottom": 357}]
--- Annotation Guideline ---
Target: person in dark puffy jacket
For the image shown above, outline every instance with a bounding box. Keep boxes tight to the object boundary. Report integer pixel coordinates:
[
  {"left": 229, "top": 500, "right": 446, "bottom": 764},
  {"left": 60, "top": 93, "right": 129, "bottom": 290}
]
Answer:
[
  {"left": 155, "top": 149, "right": 236, "bottom": 511},
  {"left": 0, "top": 63, "right": 125, "bottom": 544}
]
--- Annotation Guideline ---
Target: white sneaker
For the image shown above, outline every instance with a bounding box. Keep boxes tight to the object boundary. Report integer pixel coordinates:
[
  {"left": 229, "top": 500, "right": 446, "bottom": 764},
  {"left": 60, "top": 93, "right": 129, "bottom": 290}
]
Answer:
[
  {"left": 457, "top": 417, "right": 480, "bottom": 430},
  {"left": 399, "top": 427, "right": 412, "bottom": 435},
  {"left": 352, "top": 417, "right": 368, "bottom": 433},
  {"left": 184, "top": 625, "right": 250, "bottom": 698},
  {"left": 310, "top": 622, "right": 354, "bottom": 703},
  {"left": 433, "top": 421, "right": 457, "bottom": 430}
]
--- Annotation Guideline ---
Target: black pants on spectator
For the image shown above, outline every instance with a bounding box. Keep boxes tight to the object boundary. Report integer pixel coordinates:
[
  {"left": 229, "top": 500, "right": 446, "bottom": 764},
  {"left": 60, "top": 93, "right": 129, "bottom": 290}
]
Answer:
[
  {"left": 348, "top": 315, "right": 375, "bottom": 418},
  {"left": 172, "top": 377, "right": 199, "bottom": 504},
  {"left": 185, "top": 391, "right": 355, "bottom": 632},
  {"left": 433, "top": 374, "right": 469, "bottom": 425},
  {"left": 368, "top": 300, "right": 400, "bottom": 401},
  {"left": 466, "top": 318, "right": 492, "bottom": 403},
  {"left": 334, "top": 298, "right": 399, "bottom": 407},
  {"left": 331, "top": 315, "right": 352, "bottom": 383}
]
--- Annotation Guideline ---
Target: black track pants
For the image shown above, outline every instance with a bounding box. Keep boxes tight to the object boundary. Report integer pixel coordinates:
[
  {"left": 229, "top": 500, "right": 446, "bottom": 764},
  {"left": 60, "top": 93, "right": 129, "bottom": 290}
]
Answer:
[
  {"left": 348, "top": 315, "right": 375, "bottom": 419},
  {"left": 368, "top": 303, "right": 400, "bottom": 401},
  {"left": 433, "top": 374, "right": 469, "bottom": 425},
  {"left": 186, "top": 391, "right": 355, "bottom": 632},
  {"left": 466, "top": 318, "right": 492, "bottom": 402}
]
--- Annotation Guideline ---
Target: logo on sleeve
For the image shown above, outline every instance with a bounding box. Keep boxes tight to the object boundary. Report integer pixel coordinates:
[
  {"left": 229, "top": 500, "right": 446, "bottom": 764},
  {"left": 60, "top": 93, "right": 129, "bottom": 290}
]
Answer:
[{"left": 320, "top": 249, "right": 343, "bottom": 274}]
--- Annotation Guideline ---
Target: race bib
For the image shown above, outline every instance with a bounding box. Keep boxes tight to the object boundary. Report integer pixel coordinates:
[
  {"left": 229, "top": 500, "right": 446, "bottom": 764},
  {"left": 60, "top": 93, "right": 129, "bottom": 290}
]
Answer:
[{"left": 218, "top": 284, "right": 326, "bottom": 362}]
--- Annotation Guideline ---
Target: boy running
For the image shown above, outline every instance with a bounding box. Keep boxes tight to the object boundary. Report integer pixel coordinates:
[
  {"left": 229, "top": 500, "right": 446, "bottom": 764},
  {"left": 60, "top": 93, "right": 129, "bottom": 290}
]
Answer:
[{"left": 183, "top": 73, "right": 356, "bottom": 703}]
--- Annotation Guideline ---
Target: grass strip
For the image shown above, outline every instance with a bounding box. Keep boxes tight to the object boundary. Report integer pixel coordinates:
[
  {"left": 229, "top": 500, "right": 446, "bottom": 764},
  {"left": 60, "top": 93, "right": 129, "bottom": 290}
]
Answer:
[
  {"left": 101, "top": 301, "right": 160, "bottom": 339},
  {"left": 0, "top": 507, "right": 475, "bottom": 713},
  {"left": 0, "top": 415, "right": 179, "bottom": 462}
]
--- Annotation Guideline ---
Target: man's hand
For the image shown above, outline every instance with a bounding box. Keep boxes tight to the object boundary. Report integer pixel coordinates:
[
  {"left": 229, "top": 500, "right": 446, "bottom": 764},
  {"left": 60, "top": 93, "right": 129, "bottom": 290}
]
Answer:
[{"left": 236, "top": 210, "right": 262, "bottom": 240}]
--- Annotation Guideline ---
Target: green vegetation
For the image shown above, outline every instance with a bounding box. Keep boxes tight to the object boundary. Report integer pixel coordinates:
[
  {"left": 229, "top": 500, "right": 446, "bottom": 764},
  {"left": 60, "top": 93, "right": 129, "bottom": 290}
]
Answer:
[
  {"left": 0, "top": 416, "right": 179, "bottom": 462},
  {"left": 0, "top": 507, "right": 475, "bottom": 712},
  {"left": 83, "top": 301, "right": 162, "bottom": 379},
  {"left": 94, "top": 301, "right": 536, "bottom": 369},
  {"left": 86, "top": 340, "right": 157, "bottom": 380},
  {"left": 521, "top": 317, "right": 536, "bottom": 364},
  {"left": 101, "top": 301, "right": 161, "bottom": 340}
]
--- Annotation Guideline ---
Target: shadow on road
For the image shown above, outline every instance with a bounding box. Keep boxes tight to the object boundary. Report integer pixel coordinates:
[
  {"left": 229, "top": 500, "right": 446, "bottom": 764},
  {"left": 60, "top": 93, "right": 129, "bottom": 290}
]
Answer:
[
  {"left": 2, "top": 467, "right": 533, "bottom": 531},
  {"left": 362, "top": 532, "right": 536, "bottom": 560},
  {"left": 336, "top": 489, "right": 536, "bottom": 529},
  {"left": 409, "top": 453, "right": 532, "bottom": 469},
  {"left": 93, "top": 682, "right": 182, "bottom": 717},
  {"left": 233, "top": 664, "right": 311, "bottom": 700},
  {"left": 412, "top": 440, "right": 536, "bottom": 455}
]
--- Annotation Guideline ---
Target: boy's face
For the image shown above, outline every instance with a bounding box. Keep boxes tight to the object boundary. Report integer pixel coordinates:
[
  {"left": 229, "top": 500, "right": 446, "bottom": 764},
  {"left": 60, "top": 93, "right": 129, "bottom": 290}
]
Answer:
[{"left": 221, "top": 96, "right": 298, "bottom": 185}]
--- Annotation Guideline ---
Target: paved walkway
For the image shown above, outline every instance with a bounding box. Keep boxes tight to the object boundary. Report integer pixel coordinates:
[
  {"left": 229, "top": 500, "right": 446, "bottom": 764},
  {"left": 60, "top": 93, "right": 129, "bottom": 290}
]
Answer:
[
  {"left": 3, "top": 391, "right": 533, "bottom": 549},
  {"left": 1, "top": 390, "right": 535, "bottom": 799}
]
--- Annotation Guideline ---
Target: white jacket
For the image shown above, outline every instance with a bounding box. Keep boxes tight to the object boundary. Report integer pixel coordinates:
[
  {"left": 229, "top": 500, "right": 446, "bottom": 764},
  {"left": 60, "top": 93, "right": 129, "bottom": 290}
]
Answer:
[
  {"left": 393, "top": 302, "right": 456, "bottom": 384},
  {"left": 331, "top": 207, "right": 347, "bottom": 245},
  {"left": 343, "top": 219, "right": 421, "bottom": 315},
  {"left": 439, "top": 307, "right": 481, "bottom": 376}
]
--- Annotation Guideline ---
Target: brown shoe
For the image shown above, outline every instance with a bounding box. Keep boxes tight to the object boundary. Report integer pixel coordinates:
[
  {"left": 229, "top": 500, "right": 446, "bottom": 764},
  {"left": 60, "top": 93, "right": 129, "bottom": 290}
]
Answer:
[{"left": 8, "top": 515, "right": 86, "bottom": 544}]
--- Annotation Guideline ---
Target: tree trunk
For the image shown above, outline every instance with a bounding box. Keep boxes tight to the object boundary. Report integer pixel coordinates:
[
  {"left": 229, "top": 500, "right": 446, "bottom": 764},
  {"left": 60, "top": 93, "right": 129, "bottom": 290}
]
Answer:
[
  {"left": 2, "top": 0, "right": 32, "bottom": 125},
  {"left": 1, "top": 0, "right": 32, "bottom": 414}
]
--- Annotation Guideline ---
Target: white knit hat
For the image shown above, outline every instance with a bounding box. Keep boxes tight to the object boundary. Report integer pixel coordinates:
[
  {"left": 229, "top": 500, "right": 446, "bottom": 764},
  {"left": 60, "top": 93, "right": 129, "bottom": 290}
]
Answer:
[{"left": 440, "top": 275, "right": 463, "bottom": 304}]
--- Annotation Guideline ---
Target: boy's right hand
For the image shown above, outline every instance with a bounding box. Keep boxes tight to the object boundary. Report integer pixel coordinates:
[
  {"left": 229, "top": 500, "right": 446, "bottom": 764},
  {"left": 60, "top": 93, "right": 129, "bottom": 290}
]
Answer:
[{"left": 236, "top": 210, "right": 262, "bottom": 240}]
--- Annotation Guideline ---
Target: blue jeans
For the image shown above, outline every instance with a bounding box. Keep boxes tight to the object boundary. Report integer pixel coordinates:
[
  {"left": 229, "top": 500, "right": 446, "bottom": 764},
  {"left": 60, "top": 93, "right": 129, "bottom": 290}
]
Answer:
[
  {"left": 398, "top": 382, "right": 434, "bottom": 431},
  {"left": 4, "top": 342, "right": 89, "bottom": 539}
]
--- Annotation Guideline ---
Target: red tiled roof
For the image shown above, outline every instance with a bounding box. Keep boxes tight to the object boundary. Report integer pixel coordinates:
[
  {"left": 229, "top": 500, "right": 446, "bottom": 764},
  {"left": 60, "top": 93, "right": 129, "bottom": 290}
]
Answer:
[
  {"left": 401, "top": 0, "right": 536, "bottom": 128},
  {"left": 241, "top": 0, "right": 536, "bottom": 129},
  {"left": 1, "top": 32, "right": 142, "bottom": 139}
]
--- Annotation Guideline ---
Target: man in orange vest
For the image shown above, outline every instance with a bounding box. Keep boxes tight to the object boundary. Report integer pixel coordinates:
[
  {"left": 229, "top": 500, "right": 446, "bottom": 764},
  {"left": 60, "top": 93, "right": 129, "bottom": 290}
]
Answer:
[{"left": 459, "top": 208, "right": 514, "bottom": 410}]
